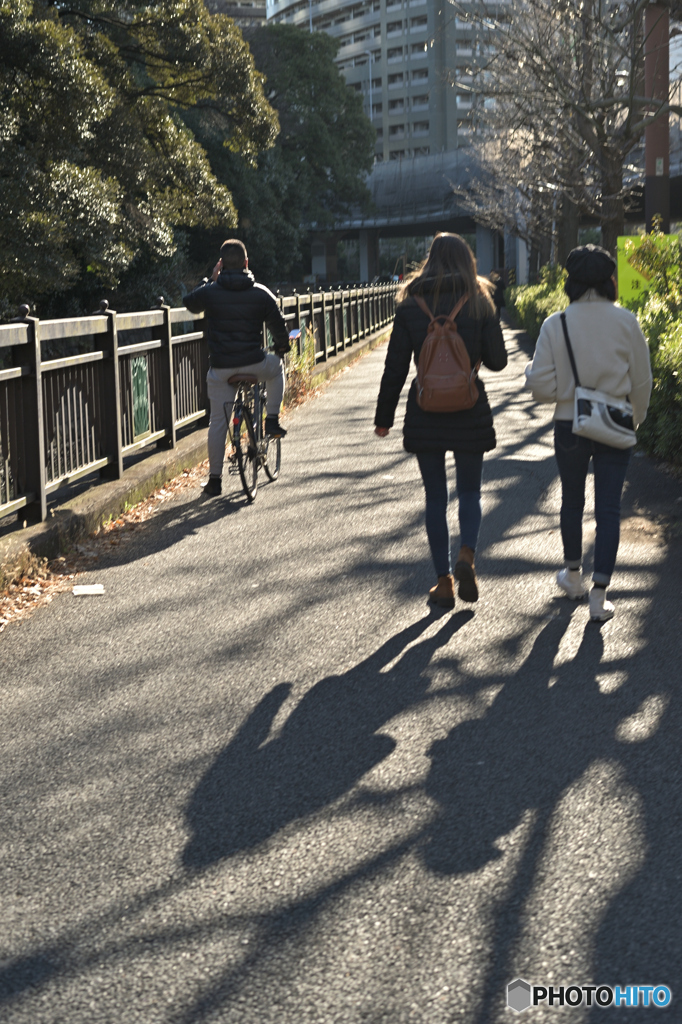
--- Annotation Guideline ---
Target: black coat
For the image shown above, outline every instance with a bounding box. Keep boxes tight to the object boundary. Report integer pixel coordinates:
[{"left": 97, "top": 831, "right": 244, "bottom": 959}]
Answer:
[
  {"left": 183, "top": 269, "right": 290, "bottom": 368},
  {"left": 374, "top": 287, "right": 508, "bottom": 454}
]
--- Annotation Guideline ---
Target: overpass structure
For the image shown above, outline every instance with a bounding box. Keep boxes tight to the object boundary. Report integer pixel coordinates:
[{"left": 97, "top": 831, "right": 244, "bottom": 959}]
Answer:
[{"left": 310, "top": 150, "right": 507, "bottom": 282}]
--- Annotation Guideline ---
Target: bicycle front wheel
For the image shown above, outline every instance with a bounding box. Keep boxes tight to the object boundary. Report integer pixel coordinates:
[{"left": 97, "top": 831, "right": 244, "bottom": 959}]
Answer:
[{"left": 235, "top": 406, "right": 258, "bottom": 501}]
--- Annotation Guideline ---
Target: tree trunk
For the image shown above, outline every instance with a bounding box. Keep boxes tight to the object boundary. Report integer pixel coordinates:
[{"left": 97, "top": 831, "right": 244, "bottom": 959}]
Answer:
[
  {"left": 556, "top": 194, "right": 580, "bottom": 265},
  {"left": 600, "top": 160, "right": 624, "bottom": 257}
]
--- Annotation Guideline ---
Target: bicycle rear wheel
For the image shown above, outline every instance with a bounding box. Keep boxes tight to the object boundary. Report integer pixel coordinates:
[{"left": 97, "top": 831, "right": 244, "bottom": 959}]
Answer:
[
  {"left": 264, "top": 436, "right": 281, "bottom": 481},
  {"left": 234, "top": 405, "right": 258, "bottom": 501}
]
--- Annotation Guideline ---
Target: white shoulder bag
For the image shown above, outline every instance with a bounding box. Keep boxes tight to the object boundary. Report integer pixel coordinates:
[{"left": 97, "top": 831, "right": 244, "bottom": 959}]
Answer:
[{"left": 560, "top": 313, "right": 636, "bottom": 450}]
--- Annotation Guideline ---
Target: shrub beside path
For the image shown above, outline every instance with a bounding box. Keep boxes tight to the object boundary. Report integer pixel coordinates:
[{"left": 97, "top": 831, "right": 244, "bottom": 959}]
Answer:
[{"left": 1, "top": 323, "right": 681, "bottom": 1024}]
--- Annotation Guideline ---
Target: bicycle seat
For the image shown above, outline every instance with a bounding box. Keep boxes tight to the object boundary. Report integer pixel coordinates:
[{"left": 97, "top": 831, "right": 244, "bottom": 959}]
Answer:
[{"left": 227, "top": 373, "right": 259, "bottom": 385}]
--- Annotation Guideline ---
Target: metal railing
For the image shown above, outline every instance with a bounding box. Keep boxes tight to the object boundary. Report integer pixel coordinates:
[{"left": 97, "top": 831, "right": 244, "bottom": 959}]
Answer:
[{"left": 0, "top": 283, "right": 397, "bottom": 523}]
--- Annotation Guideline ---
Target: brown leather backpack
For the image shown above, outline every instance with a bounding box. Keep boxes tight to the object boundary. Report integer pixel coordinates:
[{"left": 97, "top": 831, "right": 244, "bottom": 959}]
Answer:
[{"left": 414, "top": 293, "right": 481, "bottom": 413}]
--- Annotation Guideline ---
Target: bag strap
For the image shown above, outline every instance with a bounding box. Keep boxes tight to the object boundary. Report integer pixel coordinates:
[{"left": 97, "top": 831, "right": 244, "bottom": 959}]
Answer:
[
  {"left": 560, "top": 312, "right": 582, "bottom": 389},
  {"left": 446, "top": 293, "right": 469, "bottom": 323},
  {"left": 413, "top": 292, "right": 469, "bottom": 322},
  {"left": 413, "top": 294, "right": 435, "bottom": 321}
]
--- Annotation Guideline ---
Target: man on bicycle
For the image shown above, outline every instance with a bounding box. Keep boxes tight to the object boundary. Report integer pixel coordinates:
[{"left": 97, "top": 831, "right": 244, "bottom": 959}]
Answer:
[{"left": 184, "top": 239, "right": 290, "bottom": 497}]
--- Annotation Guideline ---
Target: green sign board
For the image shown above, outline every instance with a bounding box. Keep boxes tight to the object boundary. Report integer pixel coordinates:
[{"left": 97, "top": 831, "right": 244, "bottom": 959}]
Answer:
[
  {"left": 617, "top": 234, "right": 677, "bottom": 303},
  {"left": 131, "top": 356, "right": 150, "bottom": 441}
]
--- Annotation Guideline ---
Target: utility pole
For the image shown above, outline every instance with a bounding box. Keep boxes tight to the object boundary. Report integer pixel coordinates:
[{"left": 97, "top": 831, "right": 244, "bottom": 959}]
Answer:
[{"left": 644, "top": 2, "right": 670, "bottom": 232}]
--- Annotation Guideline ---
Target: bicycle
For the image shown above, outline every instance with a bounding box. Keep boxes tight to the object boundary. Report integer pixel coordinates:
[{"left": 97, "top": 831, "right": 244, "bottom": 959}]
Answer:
[{"left": 225, "top": 374, "right": 281, "bottom": 502}]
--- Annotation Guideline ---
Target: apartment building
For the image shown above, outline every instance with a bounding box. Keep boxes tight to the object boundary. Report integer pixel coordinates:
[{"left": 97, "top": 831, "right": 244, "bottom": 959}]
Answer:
[
  {"left": 265, "top": 0, "right": 475, "bottom": 162},
  {"left": 206, "top": 0, "right": 267, "bottom": 28}
]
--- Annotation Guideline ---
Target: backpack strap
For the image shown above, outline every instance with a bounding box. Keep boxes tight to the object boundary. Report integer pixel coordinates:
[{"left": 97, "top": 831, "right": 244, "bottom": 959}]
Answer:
[
  {"left": 413, "top": 294, "right": 435, "bottom": 321},
  {"left": 413, "top": 292, "right": 469, "bottom": 322},
  {"left": 446, "top": 293, "right": 469, "bottom": 322}
]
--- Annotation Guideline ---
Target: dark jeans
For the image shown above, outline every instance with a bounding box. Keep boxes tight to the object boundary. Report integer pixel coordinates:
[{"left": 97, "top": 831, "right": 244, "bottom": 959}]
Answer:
[
  {"left": 554, "top": 420, "right": 632, "bottom": 586},
  {"left": 416, "top": 451, "right": 483, "bottom": 577}
]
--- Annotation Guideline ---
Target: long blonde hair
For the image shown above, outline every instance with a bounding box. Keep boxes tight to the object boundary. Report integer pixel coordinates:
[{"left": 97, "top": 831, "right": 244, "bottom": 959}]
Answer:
[{"left": 398, "top": 232, "right": 495, "bottom": 318}]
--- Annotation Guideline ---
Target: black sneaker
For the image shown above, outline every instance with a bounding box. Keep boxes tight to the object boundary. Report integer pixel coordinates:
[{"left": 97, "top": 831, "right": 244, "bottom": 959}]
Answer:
[
  {"left": 265, "top": 416, "right": 287, "bottom": 439},
  {"left": 202, "top": 476, "right": 222, "bottom": 497}
]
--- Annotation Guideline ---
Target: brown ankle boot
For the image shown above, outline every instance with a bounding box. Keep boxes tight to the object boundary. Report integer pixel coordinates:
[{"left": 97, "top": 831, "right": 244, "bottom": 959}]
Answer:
[
  {"left": 454, "top": 545, "right": 478, "bottom": 603},
  {"left": 429, "top": 574, "right": 455, "bottom": 609}
]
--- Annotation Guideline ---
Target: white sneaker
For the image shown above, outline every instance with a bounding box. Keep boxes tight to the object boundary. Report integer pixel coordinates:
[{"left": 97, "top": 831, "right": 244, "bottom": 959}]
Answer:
[
  {"left": 556, "top": 568, "right": 587, "bottom": 600},
  {"left": 589, "top": 588, "right": 615, "bottom": 622}
]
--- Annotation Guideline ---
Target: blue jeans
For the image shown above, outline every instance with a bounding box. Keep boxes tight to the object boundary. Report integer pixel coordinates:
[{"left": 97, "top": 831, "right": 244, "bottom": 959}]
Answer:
[
  {"left": 554, "top": 420, "right": 632, "bottom": 586},
  {"left": 416, "top": 451, "right": 483, "bottom": 577}
]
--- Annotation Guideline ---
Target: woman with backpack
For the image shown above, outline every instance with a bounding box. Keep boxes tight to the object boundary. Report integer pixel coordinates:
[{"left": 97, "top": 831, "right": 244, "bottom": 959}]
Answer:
[{"left": 374, "top": 233, "right": 508, "bottom": 609}]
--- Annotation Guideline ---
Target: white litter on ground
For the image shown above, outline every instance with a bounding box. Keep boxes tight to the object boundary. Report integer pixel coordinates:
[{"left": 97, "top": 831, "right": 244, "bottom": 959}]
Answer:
[{"left": 73, "top": 584, "right": 105, "bottom": 596}]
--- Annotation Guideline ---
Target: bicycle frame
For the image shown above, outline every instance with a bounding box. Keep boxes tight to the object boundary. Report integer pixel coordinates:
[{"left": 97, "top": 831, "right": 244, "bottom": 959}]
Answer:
[{"left": 225, "top": 379, "right": 279, "bottom": 499}]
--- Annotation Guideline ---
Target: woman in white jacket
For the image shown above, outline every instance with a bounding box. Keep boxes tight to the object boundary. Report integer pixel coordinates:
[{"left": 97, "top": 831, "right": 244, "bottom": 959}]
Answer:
[{"left": 525, "top": 245, "right": 652, "bottom": 621}]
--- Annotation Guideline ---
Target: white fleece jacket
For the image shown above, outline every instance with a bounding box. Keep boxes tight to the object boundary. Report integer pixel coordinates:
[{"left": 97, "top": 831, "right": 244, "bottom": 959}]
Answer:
[{"left": 524, "top": 292, "right": 652, "bottom": 427}]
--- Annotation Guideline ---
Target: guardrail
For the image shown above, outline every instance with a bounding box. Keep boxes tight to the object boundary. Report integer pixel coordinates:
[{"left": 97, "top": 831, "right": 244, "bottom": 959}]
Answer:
[{"left": 0, "top": 283, "right": 397, "bottom": 523}]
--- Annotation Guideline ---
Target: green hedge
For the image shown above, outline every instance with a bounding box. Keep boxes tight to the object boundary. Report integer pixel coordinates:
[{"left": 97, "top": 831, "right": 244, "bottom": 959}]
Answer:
[
  {"left": 507, "top": 262, "right": 682, "bottom": 466},
  {"left": 637, "top": 318, "right": 682, "bottom": 464},
  {"left": 505, "top": 266, "right": 568, "bottom": 341}
]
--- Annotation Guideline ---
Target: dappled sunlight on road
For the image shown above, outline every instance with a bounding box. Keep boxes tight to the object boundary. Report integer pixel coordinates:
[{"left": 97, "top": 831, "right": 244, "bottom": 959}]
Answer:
[{"left": 1, "top": 330, "right": 680, "bottom": 1024}]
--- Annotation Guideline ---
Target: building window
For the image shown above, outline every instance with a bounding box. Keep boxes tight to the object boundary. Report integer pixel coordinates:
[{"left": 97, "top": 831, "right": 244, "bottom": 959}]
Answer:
[
  {"left": 389, "top": 124, "right": 405, "bottom": 137},
  {"left": 411, "top": 67, "right": 428, "bottom": 82},
  {"left": 410, "top": 15, "right": 427, "bottom": 30},
  {"left": 386, "top": 20, "right": 403, "bottom": 36},
  {"left": 411, "top": 42, "right": 427, "bottom": 57},
  {"left": 387, "top": 46, "right": 404, "bottom": 62},
  {"left": 412, "top": 94, "right": 429, "bottom": 109},
  {"left": 413, "top": 146, "right": 430, "bottom": 155},
  {"left": 387, "top": 72, "right": 404, "bottom": 88},
  {"left": 388, "top": 98, "right": 404, "bottom": 112},
  {"left": 375, "top": 127, "right": 383, "bottom": 138},
  {"left": 389, "top": 149, "right": 406, "bottom": 159},
  {"left": 372, "top": 102, "right": 383, "bottom": 115}
]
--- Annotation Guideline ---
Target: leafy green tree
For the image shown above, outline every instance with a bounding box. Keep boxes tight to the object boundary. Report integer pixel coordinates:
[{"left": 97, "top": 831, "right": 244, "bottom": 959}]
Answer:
[
  {"left": 187, "top": 24, "right": 374, "bottom": 284},
  {"left": 0, "top": 0, "right": 278, "bottom": 314}
]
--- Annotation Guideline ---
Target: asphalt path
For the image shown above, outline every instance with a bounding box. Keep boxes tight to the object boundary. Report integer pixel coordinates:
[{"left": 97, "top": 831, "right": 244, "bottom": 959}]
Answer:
[{"left": 2, "top": 325, "right": 681, "bottom": 1024}]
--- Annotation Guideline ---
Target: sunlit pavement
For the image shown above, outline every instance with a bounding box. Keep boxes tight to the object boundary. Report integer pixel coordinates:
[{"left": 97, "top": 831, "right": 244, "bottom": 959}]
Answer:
[{"left": 2, "top": 326, "right": 681, "bottom": 1023}]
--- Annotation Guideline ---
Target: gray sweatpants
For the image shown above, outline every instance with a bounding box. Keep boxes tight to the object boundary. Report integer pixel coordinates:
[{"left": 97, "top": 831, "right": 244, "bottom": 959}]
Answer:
[{"left": 207, "top": 354, "right": 285, "bottom": 477}]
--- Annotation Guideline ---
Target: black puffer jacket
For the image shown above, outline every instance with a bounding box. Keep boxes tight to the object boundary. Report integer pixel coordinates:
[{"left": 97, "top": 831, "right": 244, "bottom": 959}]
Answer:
[
  {"left": 183, "top": 269, "right": 290, "bottom": 368},
  {"left": 375, "top": 283, "right": 508, "bottom": 454}
]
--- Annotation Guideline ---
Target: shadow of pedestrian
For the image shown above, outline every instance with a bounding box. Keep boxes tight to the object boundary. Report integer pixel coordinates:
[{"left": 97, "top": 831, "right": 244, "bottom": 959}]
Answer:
[
  {"left": 420, "top": 602, "right": 678, "bottom": 1023},
  {"left": 182, "top": 610, "right": 473, "bottom": 870}
]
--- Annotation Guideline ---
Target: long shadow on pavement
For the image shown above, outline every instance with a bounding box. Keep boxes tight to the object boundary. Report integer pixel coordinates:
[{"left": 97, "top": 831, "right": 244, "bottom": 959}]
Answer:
[{"left": 182, "top": 611, "right": 473, "bottom": 869}]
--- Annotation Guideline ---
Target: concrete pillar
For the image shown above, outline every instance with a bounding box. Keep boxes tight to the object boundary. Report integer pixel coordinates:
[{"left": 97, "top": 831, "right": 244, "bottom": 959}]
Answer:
[
  {"left": 359, "top": 230, "right": 380, "bottom": 282},
  {"left": 475, "top": 224, "right": 495, "bottom": 275},
  {"left": 311, "top": 239, "right": 339, "bottom": 283},
  {"left": 311, "top": 241, "right": 326, "bottom": 281},
  {"left": 504, "top": 229, "right": 517, "bottom": 283},
  {"left": 516, "top": 238, "right": 529, "bottom": 285}
]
